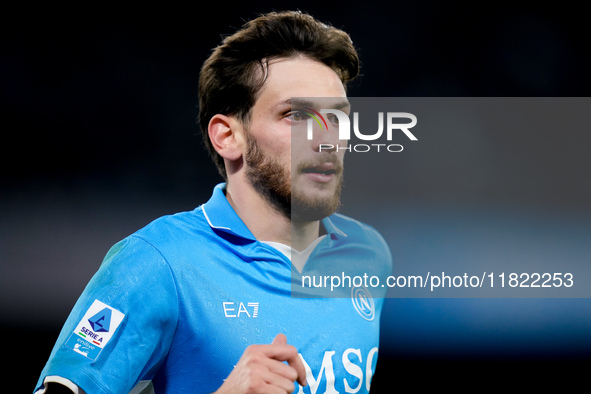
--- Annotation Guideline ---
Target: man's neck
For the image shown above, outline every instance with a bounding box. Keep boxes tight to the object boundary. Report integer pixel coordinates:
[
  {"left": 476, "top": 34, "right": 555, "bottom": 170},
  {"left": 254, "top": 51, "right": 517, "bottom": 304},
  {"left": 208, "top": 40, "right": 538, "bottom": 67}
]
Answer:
[
  {"left": 225, "top": 182, "right": 321, "bottom": 251},
  {"left": 290, "top": 219, "right": 323, "bottom": 252}
]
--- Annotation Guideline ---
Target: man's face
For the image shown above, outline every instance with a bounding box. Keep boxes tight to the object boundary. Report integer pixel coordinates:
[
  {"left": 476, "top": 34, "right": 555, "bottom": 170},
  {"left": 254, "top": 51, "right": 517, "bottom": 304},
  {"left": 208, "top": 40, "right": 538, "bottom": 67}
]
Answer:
[{"left": 243, "top": 56, "right": 349, "bottom": 222}]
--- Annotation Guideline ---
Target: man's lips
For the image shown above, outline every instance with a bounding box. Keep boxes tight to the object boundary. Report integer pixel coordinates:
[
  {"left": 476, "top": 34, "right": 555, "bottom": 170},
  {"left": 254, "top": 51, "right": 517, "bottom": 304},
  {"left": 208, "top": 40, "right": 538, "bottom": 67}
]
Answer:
[
  {"left": 301, "top": 162, "right": 337, "bottom": 176},
  {"left": 299, "top": 162, "right": 341, "bottom": 183}
]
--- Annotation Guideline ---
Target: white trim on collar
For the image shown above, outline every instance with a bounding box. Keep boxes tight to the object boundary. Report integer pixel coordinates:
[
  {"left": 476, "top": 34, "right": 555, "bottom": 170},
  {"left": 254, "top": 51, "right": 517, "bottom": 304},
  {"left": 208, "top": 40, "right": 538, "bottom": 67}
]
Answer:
[{"left": 202, "top": 205, "right": 232, "bottom": 231}]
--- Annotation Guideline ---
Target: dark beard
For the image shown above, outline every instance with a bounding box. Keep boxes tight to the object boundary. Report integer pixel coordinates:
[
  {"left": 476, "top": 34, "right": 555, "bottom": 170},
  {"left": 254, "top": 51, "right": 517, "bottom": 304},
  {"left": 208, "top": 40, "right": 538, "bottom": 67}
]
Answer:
[
  {"left": 244, "top": 133, "right": 342, "bottom": 222},
  {"left": 291, "top": 157, "right": 343, "bottom": 222},
  {"left": 244, "top": 133, "right": 292, "bottom": 217}
]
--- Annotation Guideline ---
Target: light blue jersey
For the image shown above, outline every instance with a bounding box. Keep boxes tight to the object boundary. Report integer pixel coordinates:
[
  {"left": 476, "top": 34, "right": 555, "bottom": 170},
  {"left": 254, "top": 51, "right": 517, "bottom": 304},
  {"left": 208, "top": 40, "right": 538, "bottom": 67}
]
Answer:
[{"left": 35, "top": 183, "right": 392, "bottom": 394}]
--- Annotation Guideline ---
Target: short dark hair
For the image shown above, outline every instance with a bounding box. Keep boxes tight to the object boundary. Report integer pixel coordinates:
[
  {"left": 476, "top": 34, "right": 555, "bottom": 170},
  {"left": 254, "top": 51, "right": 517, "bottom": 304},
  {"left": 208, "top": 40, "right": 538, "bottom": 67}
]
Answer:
[{"left": 198, "top": 11, "right": 360, "bottom": 180}]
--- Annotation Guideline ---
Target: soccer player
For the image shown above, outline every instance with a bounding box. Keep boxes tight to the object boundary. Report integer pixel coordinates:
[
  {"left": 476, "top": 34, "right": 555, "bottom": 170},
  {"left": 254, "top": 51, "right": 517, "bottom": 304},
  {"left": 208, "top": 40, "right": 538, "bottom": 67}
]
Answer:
[{"left": 34, "top": 11, "right": 392, "bottom": 394}]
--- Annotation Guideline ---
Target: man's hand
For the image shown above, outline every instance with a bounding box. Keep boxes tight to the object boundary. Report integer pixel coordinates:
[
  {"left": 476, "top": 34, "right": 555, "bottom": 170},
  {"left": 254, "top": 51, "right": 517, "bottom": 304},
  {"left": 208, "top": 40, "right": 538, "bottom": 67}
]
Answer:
[{"left": 214, "top": 333, "right": 307, "bottom": 394}]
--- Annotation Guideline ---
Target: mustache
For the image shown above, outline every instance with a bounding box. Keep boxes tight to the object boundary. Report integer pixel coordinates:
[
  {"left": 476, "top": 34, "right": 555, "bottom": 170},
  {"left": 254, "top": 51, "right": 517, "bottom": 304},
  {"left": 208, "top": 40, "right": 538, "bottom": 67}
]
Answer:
[{"left": 296, "top": 153, "right": 343, "bottom": 174}]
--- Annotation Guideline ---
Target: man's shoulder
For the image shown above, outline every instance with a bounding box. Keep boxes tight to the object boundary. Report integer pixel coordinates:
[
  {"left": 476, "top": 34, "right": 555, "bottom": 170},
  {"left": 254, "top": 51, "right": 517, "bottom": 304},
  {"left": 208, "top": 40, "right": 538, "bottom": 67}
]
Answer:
[
  {"left": 98, "top": 206, "right": 210, "bottom": 266},
  {"left": 132, "top": 206, "right": 210, "bottom": 246}
]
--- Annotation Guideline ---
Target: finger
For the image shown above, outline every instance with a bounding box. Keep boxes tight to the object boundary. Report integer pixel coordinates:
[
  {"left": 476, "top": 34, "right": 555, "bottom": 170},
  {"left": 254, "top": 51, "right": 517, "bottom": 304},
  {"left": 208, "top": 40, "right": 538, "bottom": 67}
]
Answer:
[
  {"left": 264, "top": 371, "right": 299, "bottom": 393},
  {"left": 272, "top": 333, "right": 287, "bottom": 345},
  {"left": 288, "top": 353, "right": 307, "bottom": 387},
  {"left": 265, "top": 335, "right": 307, "bottom": 387},
  {"left": 260, "top": 343, "right": 298, "bottom": 361},
  {"left": 261, "top": 345, "right": 307, "bottom": 386},
  {"left": 267, "top": 358, "right": 298, "bottom": 382}
]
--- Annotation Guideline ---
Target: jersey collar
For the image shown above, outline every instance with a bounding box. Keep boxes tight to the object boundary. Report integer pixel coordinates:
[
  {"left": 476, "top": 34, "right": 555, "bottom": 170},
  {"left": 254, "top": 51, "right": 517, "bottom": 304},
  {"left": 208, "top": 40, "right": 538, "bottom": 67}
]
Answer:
[
  {"left": 322, "top": 216, "right": 348, "bottom": 239},
  {"left": 202, "top": 183, "right": 347, "bottom": 241},
  {"left": 201, "top": 183, "right": 257, "bottom": 241}
]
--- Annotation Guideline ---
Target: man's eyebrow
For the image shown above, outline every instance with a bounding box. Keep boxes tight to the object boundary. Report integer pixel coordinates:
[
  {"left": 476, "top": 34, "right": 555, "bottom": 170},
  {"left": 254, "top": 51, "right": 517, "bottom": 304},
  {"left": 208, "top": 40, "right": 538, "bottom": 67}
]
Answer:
[{"left": 279, "top": 98, "right": 351, "bottom": 110}]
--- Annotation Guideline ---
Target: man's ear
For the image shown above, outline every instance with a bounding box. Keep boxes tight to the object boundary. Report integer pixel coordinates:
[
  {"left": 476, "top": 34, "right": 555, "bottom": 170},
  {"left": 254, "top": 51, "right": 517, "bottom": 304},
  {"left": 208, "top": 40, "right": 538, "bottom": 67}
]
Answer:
[{"left": 208, "top": 114, "right": 243, "bottom": 161}]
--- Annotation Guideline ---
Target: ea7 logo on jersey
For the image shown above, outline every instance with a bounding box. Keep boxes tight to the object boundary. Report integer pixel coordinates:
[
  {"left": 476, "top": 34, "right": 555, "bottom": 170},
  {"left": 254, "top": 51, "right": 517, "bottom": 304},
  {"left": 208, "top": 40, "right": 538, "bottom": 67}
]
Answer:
[{"left": 223, "top": 302, "right": 259, "bottom": 318}]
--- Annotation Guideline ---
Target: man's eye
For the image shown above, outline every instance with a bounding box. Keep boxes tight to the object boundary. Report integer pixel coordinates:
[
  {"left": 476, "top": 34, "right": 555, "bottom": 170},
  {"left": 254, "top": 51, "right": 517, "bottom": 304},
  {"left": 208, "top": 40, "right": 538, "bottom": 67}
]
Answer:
[
  {"left": 289, "top": 111, "right": 306, "bottom": 121},
  {"left": 327, "top": 114, "right": 339, "bottom": 124}
]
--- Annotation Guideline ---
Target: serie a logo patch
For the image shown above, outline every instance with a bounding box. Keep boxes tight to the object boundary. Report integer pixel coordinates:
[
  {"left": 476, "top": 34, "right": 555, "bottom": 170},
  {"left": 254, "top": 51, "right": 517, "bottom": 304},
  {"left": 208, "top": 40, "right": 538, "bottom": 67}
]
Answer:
[{"left": 65, "top": 300, "right": 125, "bottom": 360}]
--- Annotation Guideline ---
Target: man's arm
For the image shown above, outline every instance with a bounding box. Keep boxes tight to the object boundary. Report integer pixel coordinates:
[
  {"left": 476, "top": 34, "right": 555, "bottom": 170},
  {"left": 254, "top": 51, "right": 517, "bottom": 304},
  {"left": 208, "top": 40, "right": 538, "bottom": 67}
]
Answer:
[
  {"left": 41, "top": 335, "right": 304, "bottom": 394},
  {"left": 33, "top": 237, "right": 177, "bottom": 394},
  {"left": 215, "top": 334, "right": 307, "bottom": 394},
  {"left": 41, "top": 334, "right": 305, "bottom": 394},
  {"left": 42, "top": 383, "right": 77, "bottom": 394}
]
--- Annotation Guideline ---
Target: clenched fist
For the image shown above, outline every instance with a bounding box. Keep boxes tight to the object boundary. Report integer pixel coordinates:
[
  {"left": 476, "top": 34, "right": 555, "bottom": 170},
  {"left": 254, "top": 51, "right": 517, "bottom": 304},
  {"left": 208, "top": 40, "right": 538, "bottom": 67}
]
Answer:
[{"left": 214, "top": 334, "right": 307, "bottom": 394}]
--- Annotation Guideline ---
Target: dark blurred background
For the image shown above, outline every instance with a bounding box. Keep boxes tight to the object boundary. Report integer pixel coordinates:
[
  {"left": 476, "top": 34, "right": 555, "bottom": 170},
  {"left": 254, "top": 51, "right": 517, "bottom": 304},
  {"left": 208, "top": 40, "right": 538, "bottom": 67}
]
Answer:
[{"left": 2, "top": 1, "right": 590, "bottom": 392}]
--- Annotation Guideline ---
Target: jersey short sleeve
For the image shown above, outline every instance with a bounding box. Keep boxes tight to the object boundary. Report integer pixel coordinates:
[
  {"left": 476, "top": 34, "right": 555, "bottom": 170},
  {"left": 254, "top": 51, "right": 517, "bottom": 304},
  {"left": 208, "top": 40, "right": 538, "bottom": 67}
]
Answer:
[{"left": 34, "top": 235, "right": 179, "bottom": 394}]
